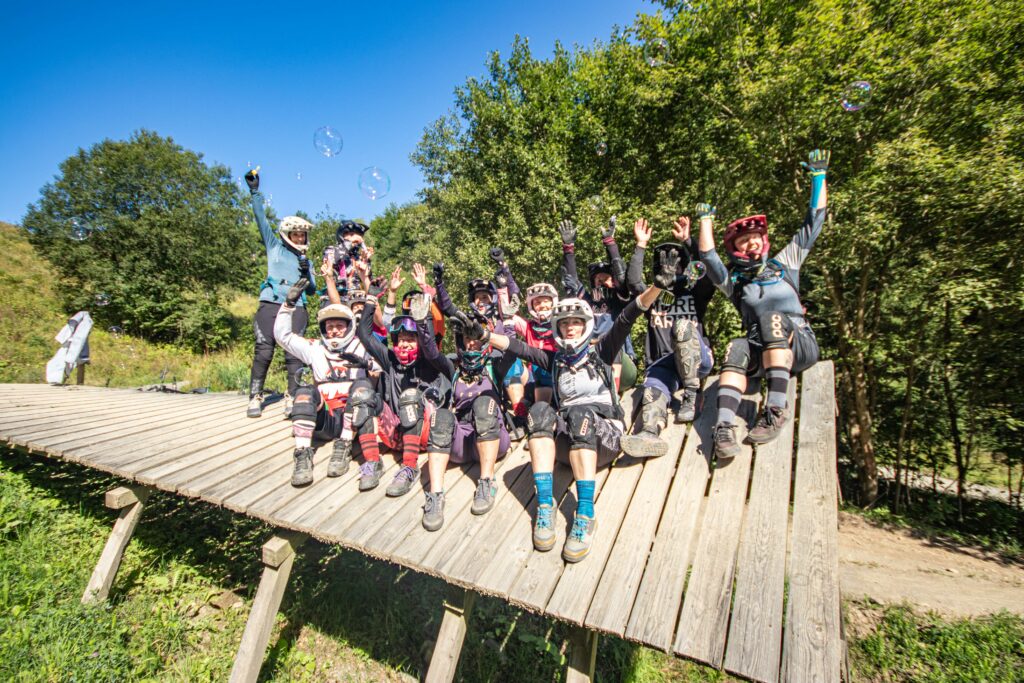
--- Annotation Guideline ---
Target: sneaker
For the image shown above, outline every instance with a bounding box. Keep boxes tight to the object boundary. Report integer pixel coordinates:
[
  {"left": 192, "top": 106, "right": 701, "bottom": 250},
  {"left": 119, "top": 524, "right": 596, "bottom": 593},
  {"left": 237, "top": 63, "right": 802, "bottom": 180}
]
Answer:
[
  {"left": 283, "top": 393, "right": 294, "bottom": 419},
  {"left": 562, "top": 514, "right": 598, "bottom": 563},
  {"left": 747, "top": 405, "right": 789, "bottom": 444},
  {"left": 246, "top": 394, "right": 264, "bottom": 418},
  {"left": 358, "top": 460, "right": 384, "bottom": 491},
  {"left": 290, "top": 447, "right": 314, "bottom": 487},
  {"left": 471, "top": 477, "right": 497, "bottom": 515},
  {"left": 533, "top": 503, "right": 556, "bottom": 552},
  {"left": 511, "top": 414, "right": 528, "bottom": 441},
  {"left": 386, "top": 465, "right": 420, "bottom": 497},
  {"left": 675, "top": 388, "right": 698, "bottom": 424},
  {"left": 422, "top": 491, "right": 445, "bottom": 531},
  {"left": 327, "top": 439, "right": 352, "bottom": 477},
  {"left": 713, "top": 423, "right": 741, "bottom": 461},
  {"left": 620, "top": 431, "right": 669, "bottom": 458}
]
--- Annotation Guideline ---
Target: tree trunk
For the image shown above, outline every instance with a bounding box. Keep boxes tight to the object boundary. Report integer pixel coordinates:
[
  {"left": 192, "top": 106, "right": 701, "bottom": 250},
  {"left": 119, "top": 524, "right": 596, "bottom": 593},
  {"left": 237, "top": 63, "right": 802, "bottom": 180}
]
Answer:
[
  {"left": 894, "top": 357, "right": 918, "bottom": 513},
  {"left": 941, "top": 300, "right": 966, "bottom": 523}
]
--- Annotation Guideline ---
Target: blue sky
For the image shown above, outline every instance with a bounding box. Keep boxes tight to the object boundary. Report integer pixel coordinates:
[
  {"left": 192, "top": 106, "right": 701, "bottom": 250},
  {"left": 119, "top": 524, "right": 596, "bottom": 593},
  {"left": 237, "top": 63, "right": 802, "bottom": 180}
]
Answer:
[{"left": 0, "top": 0, "right": 653, "bottom": 225}]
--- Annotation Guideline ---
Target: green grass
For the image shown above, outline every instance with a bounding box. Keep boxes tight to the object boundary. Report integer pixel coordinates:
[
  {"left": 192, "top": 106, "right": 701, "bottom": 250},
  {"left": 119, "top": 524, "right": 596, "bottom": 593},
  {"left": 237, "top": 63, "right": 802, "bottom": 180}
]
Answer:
[{"left": 0, "top": 446, "right": 733, "bottom": 682}]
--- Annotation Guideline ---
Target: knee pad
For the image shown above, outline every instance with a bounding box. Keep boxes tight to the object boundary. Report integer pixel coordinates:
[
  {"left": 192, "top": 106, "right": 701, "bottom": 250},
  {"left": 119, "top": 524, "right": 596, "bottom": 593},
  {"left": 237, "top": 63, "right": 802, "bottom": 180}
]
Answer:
[
  {"left": 398, "top": 388, "right": 424, "bottom": 430},
  {"left": 758, "top": 311, "right": 793, "bottom": 350},
  {"left": 348, "top": 384, "right": 378, "bottom": 429},
  {"left": 527, "top": 401, "right": 557, "bottom": 440},
  {"left": 672, "top": 319, "right": 703, "bottom": 382},
  {"left": 722, "top": 338, "right": 752, "bottom": 374},
  {"left": 427, "top": 408, "right": 457, "bottom": 454},
  {"left": 564, "top": 405, "right": 599, "bottom": 450},
  {"left": 471, "top": 395, "right": 501, "bottom": 441},
  {"left": 290, "top": 387, "right": 319, "bottom": 422}
]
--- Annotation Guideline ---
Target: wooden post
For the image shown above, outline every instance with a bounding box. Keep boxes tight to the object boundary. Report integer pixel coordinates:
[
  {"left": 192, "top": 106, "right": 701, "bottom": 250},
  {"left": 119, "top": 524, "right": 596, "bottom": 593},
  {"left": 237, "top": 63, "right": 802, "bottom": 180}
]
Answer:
[
  {"left": 566, "top": 627, "right": 598, "bottom": 683},
  {"left": 82, "top": 485, "right": 150, "bottom": 604},
  {"left": 425, "top": 586, "right": 477, "bottom": 683},
  {"left": 76, "top": 364, "right": 86, "bottom": 385},
  {"left": 229, "top": 531, "right": 307, "bottom": 683}
]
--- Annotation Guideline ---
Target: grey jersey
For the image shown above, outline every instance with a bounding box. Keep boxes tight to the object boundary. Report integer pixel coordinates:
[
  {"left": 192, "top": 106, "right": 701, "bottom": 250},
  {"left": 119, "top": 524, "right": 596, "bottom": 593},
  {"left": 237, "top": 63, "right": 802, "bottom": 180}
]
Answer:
[
  {"left": 556, "top": 365, "right": 614, "bottom": 408},
  {"left": 700, "top": 206, "right": 825, "bottom": 331}
]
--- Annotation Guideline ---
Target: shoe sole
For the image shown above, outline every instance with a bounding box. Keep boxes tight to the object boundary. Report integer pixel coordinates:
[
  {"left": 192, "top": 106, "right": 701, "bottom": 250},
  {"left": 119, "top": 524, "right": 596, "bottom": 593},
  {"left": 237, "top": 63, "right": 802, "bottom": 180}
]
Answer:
[
  {"left": 562, "top": 546, "right": 591, "bottom": 563},
  {"left": 674, "top": 412, "right": 696, "bottom": 424},
  {"left": 386, "top": 485, "right": 415, "bottom": 497},
  {"left": 746, "top": 430, "right": 782, "bottom": 445},
  {"left": 358, "top": 478, "right": 380, "bottom": 491},
  {"left": 423, "top": 518, "right": 443, "bottom": 532},
  {"left": 620, "top": 435, "right": 668, "bottom": 458},
  {"left": 471, "top": 502, "right": 494, "bottom": 516},
  {"left": 291, "top": 477, "right": 313, "bottom": 487},
  {"left": 533, "top": 536, "right": 556, "bottom": 552},
  {"left": 715, "top": 447, "right": 741, "bottom": 461},
  {"left": 327, "top": 462, "right": 350, "bottom": 478},
  {"left": 246, "top": 410, "right": 262, "bottom": 418}
]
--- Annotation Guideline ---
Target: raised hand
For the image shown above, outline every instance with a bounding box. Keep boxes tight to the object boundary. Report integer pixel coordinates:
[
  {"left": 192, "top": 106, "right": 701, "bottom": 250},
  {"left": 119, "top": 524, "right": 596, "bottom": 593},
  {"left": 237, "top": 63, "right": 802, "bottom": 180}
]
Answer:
[
  {"left": 388, "top": 265, "right": 404, "bottom": 293},
  {"left": 654, "top": 249, "right": 679, "bottom": 290},
  {"left": 244, "top": 167, "right": 260, "bottom": 192},
  {"left": 671, "top": 216, "right": 691, "bottom": 243},
  {"left": 602, "top": 215, "right": 617, "bottom": 240},
  {"left": 695, "top": 203, "right": 716, "bottom": 219},
  {"left": 412, "top": 262, "right": 428, "bottom": 289},
  {"left": 557, "top": 219, "right": 577, "bottom": 246},
  {"left": 367, "top": 276, "right": 386, "bottom": 298},
  {"left": 285, "top": 278, "right": 309, "bottom": 306},
  {"left": 801, "top": 149, "right": 830, "bottom": 175},
  {"left": 489, "top": 247, "right": 506, "bottom": 267},
  {"left": 432, "top": 262, "right": 445, "bottom": 286},
  {"left": 634, "top": 218, "right": 653, "bottom": 248},
  {"left": 320, "top": 258, "right": 335, "bottom": 281}
]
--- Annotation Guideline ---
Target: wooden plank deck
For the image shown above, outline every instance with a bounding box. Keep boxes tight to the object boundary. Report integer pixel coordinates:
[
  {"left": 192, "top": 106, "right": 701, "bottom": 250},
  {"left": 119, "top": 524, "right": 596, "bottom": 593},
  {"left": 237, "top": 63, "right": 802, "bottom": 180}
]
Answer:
[{"left": 0, "top": 362, "right": 842, "bottom": 682}]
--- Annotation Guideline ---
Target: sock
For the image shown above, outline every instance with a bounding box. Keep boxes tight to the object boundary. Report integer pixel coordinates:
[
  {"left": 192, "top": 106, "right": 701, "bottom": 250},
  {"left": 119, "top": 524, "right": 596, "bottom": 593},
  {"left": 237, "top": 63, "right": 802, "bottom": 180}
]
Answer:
[
  {"left": 358, "top": 433, "right": 380, "bottom": 462},
  {"left": 576, "top": 480, "right": 596, "bottom": 518},
  {"left": 292, "top": 420, "right": 314, "bottom": 449},
  {"left": 513, "top": 401, "right": 528, "bottom": 419},
  {"left": 401, "top": 433, "right": 421, "bottom": 468},
  {"left": 534, "top": 472, "right": 554, "bottom": 507},
  {"left": 717, "top": 385, "right": 742, "bottom": 425},
  {"left": 766, "top": 366, "right": 790, "bottom": 409}
]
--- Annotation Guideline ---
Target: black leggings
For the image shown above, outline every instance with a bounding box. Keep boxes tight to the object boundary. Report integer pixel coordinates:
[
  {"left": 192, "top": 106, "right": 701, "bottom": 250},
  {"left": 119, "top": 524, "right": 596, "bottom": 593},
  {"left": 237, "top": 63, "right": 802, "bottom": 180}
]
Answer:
[{"left": 249, "top": 301, "right": 308, "bottom": 396}]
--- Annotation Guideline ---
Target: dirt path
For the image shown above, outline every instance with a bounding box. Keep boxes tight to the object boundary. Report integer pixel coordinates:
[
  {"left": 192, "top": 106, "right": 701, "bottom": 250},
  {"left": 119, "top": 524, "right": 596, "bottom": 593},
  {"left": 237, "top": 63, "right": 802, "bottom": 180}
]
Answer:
[{"left": 838, "top": 512, "right": 1024, "bottom": 617}]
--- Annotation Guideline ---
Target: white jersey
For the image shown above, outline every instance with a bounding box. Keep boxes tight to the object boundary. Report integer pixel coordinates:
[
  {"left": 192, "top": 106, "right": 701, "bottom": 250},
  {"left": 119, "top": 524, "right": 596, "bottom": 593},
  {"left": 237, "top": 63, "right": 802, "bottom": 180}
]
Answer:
[{"left": 273, "top": 305, "right": 379, "bottom": 410}]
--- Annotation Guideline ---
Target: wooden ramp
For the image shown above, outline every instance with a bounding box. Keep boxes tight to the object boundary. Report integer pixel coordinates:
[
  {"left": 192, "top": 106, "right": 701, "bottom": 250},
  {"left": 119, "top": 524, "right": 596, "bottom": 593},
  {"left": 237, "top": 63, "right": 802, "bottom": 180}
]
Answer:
[{"left": 0, "top": 361, "right": 843, "bottom": 682}]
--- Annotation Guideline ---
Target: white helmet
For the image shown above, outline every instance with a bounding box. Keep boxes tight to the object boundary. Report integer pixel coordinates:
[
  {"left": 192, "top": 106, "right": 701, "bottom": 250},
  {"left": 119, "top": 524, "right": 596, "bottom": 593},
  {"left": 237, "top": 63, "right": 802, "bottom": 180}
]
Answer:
[
  {"left": 525, "top": 283, "right": 558, "bottom": 323},
  {"left": 278, "top": 215, "right": 313, "bottom": 253},
  {"left": 550, "top": 297, "right": 594, "bottom": 355},
  {"left": 317, "top": 303, "right": 356, "bottom": 353}
]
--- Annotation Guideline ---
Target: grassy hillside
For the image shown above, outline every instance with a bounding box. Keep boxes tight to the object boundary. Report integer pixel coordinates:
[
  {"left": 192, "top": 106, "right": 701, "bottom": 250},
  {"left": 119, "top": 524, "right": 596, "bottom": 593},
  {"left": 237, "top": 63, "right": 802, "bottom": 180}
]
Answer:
[{"left": 0, "top": 222, "right": 285, "bottom": 393}]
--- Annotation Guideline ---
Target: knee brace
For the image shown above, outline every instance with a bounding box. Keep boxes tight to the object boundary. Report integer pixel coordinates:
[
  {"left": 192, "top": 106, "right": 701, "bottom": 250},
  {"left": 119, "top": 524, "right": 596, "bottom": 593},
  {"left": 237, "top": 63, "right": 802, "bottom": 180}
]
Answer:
[
  {"left": 757, "top": 311, "right": 794, "bottom": 350},
  {"left": 471, "top": 395, "right": 502, "bottom": 442},
  {"left": 564, "top": 405, "right": 599, "bottom": 450},
  {"left": 722, "top": 338, "right": 752, "bottom": 374},
  {"left": 348, "top": 383, "right": 378, "bottom": 430},
  {"left": 398, "top": 388, "right": 424, "bottom": 431},
  {"left": 427, "top": 408, "right": 457, "bottom": 454},
  {"left": 672, "top": 318, "right": 703, "bottom": 384},
  {"left": 527, "top": 401, "right": 557, "bottom": 440},
  {"left": 290, "top": 386, "right": 319, "bottom": 422},
  {"left": 639, "top": 386, "right": 669, "bottom": 433}
]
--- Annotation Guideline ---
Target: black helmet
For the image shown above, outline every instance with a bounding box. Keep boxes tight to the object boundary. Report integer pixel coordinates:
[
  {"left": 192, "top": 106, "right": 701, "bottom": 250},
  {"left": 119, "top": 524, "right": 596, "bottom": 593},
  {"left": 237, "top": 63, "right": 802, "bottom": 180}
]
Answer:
[
  {"left": 467, "top": 279, "right": 497, "bottom": 319},
  {"left": 335, "top": 220, "right": 369, "bottom": 243},
  {"left": 587, "top": 261, "right": 614, "bottom": 286}
]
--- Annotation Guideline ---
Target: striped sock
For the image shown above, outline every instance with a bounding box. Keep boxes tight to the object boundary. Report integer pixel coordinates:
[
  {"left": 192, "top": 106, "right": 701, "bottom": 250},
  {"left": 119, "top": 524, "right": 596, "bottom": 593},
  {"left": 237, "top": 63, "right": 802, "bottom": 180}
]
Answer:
[
  {"left": 358, "top": 433, "right": 380, "bottom": 462},
  {"left": 534, "top": 472, "right": 554, "bottom": 507},
  {"left": 576, "top": 480, "right": 595, "bottom": 518},
  {"left": 292, "top": 420, "right": 315, "bottom": 449},
  {"left": 401, "top": 433, "right": 421, "bottom": 468},
  {"left": 766, "top": 367, "right": 790, "bottom": 409},
  {"left": 717, "top": 385, "right": 742, "bottom": 425}
]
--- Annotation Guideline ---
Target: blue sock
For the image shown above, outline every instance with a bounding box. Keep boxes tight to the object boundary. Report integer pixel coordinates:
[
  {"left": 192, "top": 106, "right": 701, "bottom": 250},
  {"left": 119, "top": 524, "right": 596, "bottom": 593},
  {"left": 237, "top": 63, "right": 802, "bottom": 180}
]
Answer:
[
  {"left": 576, "top": 480, "right": 596, "bottom": 518},
  {"left": 534, "top": 472, "right": 554, "bottom": 507}
]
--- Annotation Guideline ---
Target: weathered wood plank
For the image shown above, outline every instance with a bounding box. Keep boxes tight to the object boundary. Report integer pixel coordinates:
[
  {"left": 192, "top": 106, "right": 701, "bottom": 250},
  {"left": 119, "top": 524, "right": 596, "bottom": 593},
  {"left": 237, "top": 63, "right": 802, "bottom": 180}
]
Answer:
[
  {"left": 314, "top": 456, "right": 406, "bottom": 540},
  {"left": 624, "top": 384, "right": 718, "bottom": 650},
  {"left": 724, "top": 380, "right": 797, "bottom": 683},
  {"left": 782, "top": 361, "right": 841, "bottom": 683},
  {"left": 82, "top": 486, "right": 151, "bottom": 603},
  {"left": 1, "top": 393, "right": 205, "bottom": 440},
  {"left": 565, "top": 627, "right": 599, "bottom": 683},
  {"left": 584, "top": 419, "right": 689, "bottom": 635},
  {"left": 673, "top": 391, "right": 760, "bottom": 666},
  {"left": 424, "top": 588, "right": 476, "bottom": 683}
]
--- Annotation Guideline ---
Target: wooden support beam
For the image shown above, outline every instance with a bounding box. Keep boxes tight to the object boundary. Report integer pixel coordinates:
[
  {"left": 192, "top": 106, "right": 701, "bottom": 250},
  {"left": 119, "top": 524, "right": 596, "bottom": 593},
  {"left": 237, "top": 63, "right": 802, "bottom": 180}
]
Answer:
[
  {"left": 425, "top": 587, "right": 477, "bottom": 683},
  {"left": 82, "top": 485, "right": 151, "bottom": 604},
  {"left": 566, "top": 627, "right": 598, "bottom": 683},
  {"left": 229, "top": 531, "right": 308, "bottom": 683}
]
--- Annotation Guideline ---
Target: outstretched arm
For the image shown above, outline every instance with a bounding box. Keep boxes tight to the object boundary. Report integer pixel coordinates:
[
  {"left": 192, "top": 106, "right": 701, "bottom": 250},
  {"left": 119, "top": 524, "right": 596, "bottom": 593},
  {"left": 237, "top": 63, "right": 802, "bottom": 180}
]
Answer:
[
  {"left": 356, "top": 291, "right": 392, "bottom": 370},
  {"left": 557, "top": 219, "right": 584, "bottom": 296},
  {"left": 695, "top": 203, "right": 732, "bottom": 296},
  {"left": 627, "top": 218, "right": 653, "bottom": 294},
  {"left": 245, "top": 169, "right": 276, "bottom": 248},
  {"left": 775, "top": 149, "right": 830, "bottom": 271},
  {"left": 602, "top": 216, "right": 629, "bottom": 293},
  {"left": 321, "top": 258, "right": 342, "bottom": 305}
]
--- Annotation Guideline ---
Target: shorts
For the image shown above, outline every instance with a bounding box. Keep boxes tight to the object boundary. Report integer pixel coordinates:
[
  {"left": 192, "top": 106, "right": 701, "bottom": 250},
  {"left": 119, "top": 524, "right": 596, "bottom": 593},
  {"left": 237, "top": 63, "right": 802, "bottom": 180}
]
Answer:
[{"left": 448, "top": 419, "right": 511, "bottom": 465}]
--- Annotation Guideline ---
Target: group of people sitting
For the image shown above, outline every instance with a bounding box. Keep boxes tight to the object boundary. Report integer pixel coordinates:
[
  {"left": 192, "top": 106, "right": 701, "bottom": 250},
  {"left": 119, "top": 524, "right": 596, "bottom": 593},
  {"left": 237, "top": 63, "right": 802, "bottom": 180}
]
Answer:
[{"left": 240, "top": 148, "right": 830, "bottom": 563}]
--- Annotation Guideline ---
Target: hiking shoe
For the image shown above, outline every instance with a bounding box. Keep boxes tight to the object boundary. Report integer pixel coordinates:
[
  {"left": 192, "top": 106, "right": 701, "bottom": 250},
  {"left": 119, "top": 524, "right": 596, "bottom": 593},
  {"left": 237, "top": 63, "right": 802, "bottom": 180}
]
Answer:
[
  {"left": 620, "top": 431, "right": 669, "bottom": 458},
  {"left": 290, "top": 447, "right": 314, "bottom": 487},
  {"left": 747, "top": 405, "right": 789, "bottom": 444},
  {"left": 422, "top": 491, "right": 445, "bottom": 531},
  {"left": 283, "top": 393, "right": 294, "bottom": 419},
  {"left": 562, "top": 514, "right": 598, "bottom": 563},
  {"left": 327, "top": 439, "right": 352, "bottom": 477},
  {"left": 386, "top": 465, "right": 420, "bottom": 497},
  {"left": 675, "top": 388, "right": 698, "bottom": 424},
  {"left": 358, "top": 460, "right": 384, "bottom": 491},
  {"left": 533, "top": 503, "right": 556, "bottom": 552},
  {"left": 471, "top": 477, "right": 497, "bottom": 515},
  {"left": 713, "top": 423, "right": 741, "bottom": 461},
  {"left": 246, "top": 394, "right": 264, "bottom": 418}
]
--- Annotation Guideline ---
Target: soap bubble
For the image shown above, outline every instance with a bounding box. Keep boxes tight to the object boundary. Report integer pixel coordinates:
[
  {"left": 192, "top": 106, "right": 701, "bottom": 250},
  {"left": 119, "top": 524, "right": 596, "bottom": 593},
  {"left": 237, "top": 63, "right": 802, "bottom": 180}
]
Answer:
[
  {"left": 587, "top": 195, "right": 605, "bottom": 213},
  {"left": 265, "top": 193, "right": 272, "bottom": 207},
  {"left": 358, "top": 167, "right": 391, "bottom": 200},
  {"left": 841, "top": 80, "right": 872, "bottom": 112},
  {"left": 70, "top": 219, "right": 89, "bottom": 241},
  {"left": 296, "top": 172, "right": 302, "bottom": 181},
  {"left": 95, "top": 293, "right": 110, "bottom": 307},
  {"left": 595, "top": 141, "right": 608, "bottom": 156},
  {"left": 313, "top": 126, "right": 344, "bottom": 157},
  {"left": 294, "top": 367, "right": 313, "bottom": 387},
  {"left": 247, "top": 161, "right": 252, "bottom": 169},
  {"left": 685, "top": 261, "right": 707, "bottom": 285},
  {"left": 108, "top": 326, "right": 123, "bottom": 336},
  {"left": 643, "top": 38, "right": 670, "bottom": 67}
]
